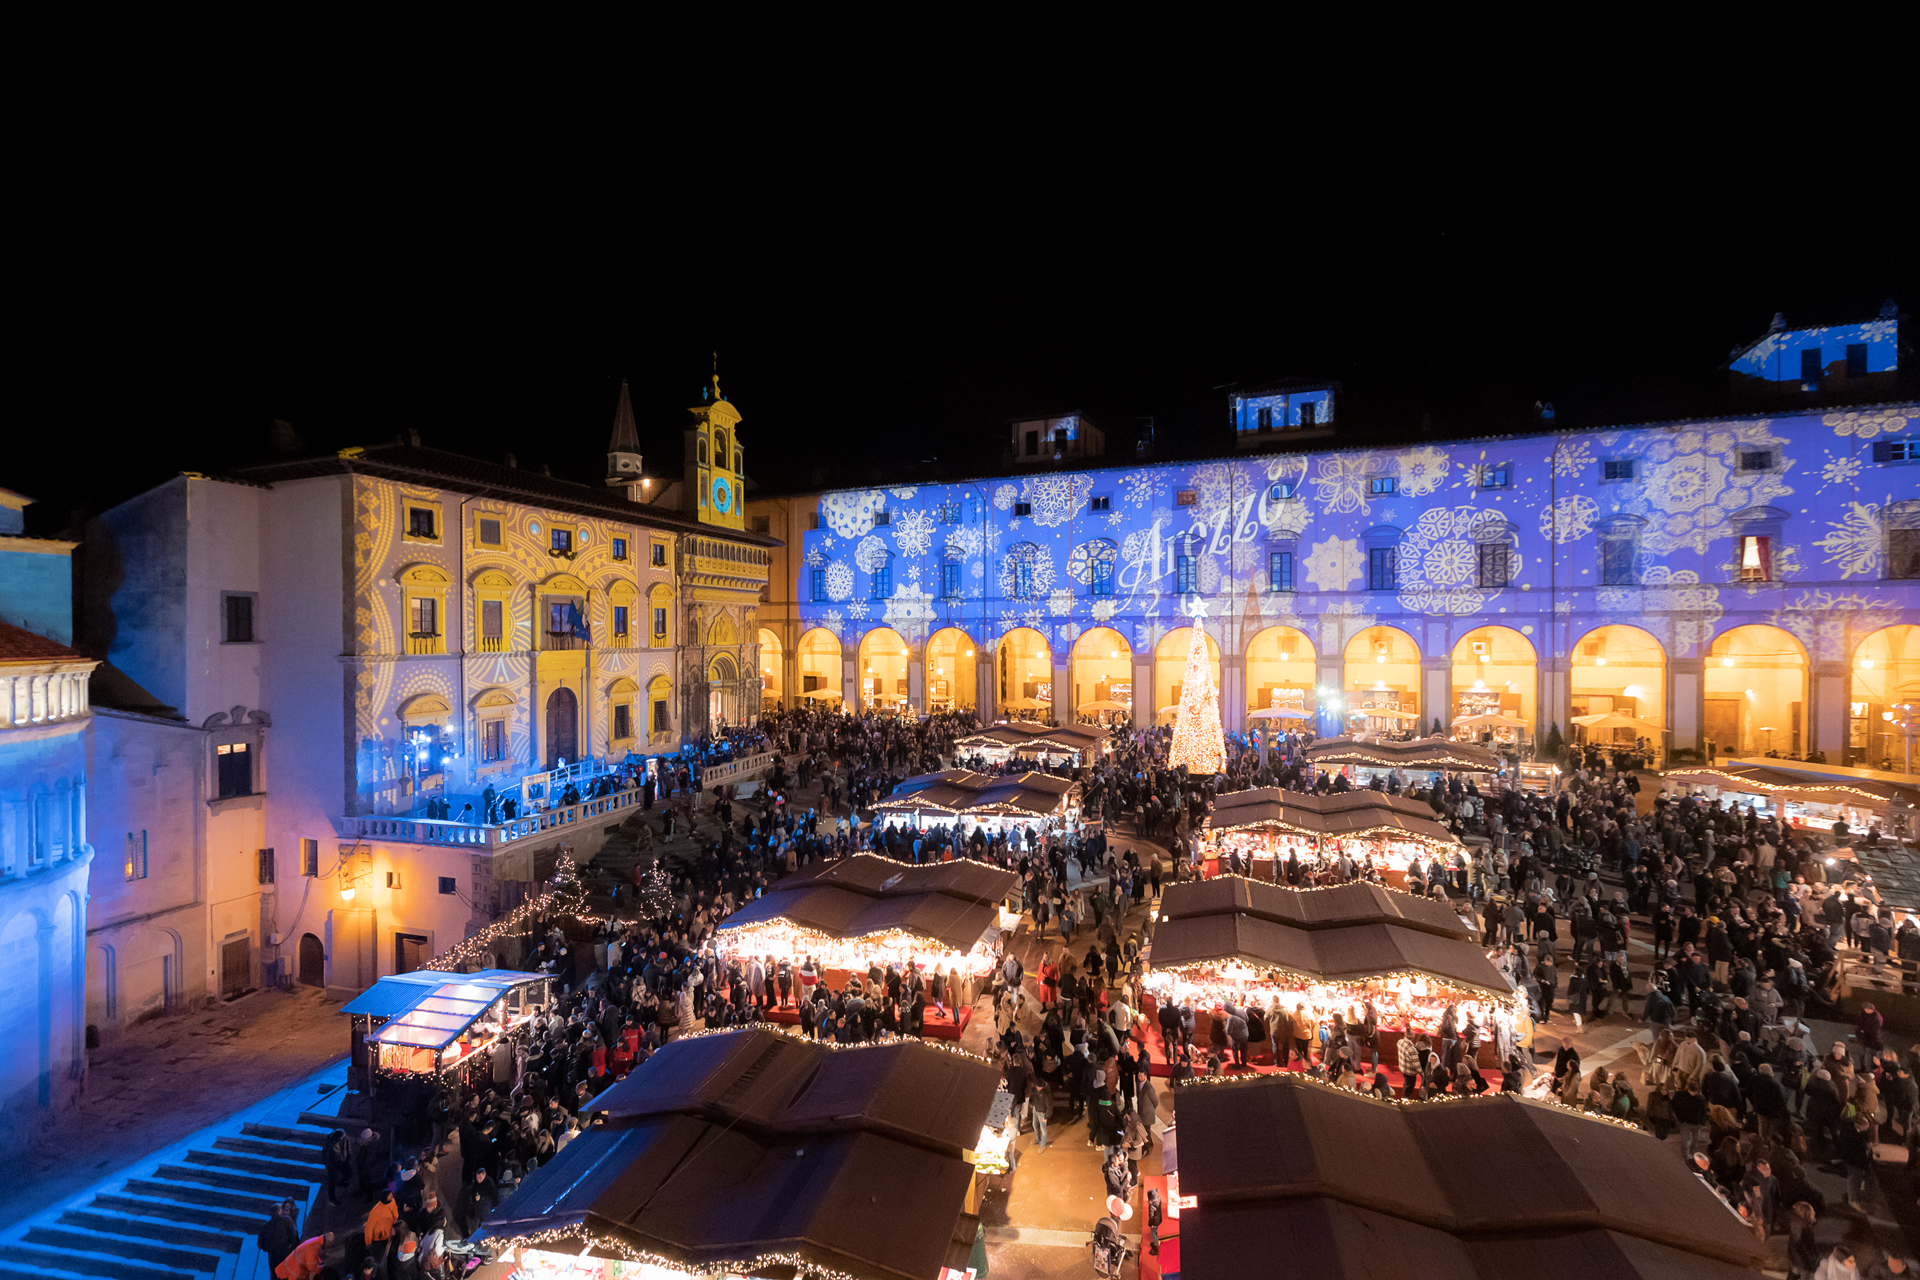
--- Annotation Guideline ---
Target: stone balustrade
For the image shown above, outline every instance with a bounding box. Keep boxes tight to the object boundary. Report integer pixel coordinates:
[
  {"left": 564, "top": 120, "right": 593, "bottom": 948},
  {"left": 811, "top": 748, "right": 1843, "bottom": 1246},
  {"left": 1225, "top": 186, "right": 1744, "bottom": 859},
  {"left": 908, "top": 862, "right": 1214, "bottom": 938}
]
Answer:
[{"left": 1, "top": 667, "right": 91, "bottom": 729}]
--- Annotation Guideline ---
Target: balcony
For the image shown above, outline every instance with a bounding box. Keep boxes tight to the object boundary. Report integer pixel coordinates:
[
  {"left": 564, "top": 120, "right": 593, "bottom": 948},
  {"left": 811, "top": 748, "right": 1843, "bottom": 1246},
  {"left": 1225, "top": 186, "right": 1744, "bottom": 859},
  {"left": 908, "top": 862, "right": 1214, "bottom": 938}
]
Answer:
[
  {"left": 544, "top": 631, "right": 586, "bottom": 651},
  {"left": 407, "top": 631, "right": 443, "bottom": 655},
  {"left": 336, "top": 786, "right": 645, "bottom": 851},
  {"left": 478, "top": 634, "right": 508, "bottom": 653}
]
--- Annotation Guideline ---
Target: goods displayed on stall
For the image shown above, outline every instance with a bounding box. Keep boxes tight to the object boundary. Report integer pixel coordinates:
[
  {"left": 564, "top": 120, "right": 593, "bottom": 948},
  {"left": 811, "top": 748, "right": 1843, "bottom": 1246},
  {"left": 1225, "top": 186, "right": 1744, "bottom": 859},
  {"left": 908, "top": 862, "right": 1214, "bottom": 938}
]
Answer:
[
  {"left": 871, "top": 768, "right": 1081, "bottom": 834},
  {"left": 1199, "top": 786, "right": 1463, "bottom": 883},
  {"left": 1664, "top": 756, "right": 1920, "bottom": 838},
  {"left": 1304, "top": 736, "right": 1504, "bottom": 789},
  {"left": 715, "top": 853, "right": 1020, "bottom": 1036},
  {"left": 477, "top": 1026, "right": 1003, "bottom": 1280},
  {"left": 952, "top": 719, "right": 1109, "bottom": 765},
  {"left": 1141, "top": 877, "right": 1525, "bottom": 1073},
  {"left": 1171, "top": 1073, "right": 1765, "bottom": 1280}
]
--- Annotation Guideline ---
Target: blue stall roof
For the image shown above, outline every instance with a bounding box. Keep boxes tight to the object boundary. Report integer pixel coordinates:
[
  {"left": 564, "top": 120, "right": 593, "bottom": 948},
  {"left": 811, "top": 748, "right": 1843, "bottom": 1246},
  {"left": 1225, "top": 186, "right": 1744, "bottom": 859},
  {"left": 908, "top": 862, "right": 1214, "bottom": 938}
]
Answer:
[{"left": 341, "top": 969, "right": 550, "bottom": 1046}]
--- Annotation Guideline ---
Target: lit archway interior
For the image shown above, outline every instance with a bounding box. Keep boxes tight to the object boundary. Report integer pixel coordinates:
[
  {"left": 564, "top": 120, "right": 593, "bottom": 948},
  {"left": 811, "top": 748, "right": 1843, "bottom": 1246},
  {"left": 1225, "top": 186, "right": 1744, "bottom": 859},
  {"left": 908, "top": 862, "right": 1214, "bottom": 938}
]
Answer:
[
  {"left": 1155, "top": 625, "right": 1221, "bottom": 724},
  {"left": 1851, "top": 625, "right": 1920, "bottom": 770},
  {"left": 1343, "top": 626, "right": 1421, "bottom": 732},
  {"left": 1705, "top": 624, "right": 1808, "bottom": 757},
  {"left": 758, "top": 628, "right": 784, "bottom": 706},
  {"left": 1450, "top": 626, "right": 1537, "bottom": 738},
  {"left": 1246, "top": 626, "right": 1316, "bottom": 720},
  {"left": 998, "top": 627, "right": 1053, "bottom": 717},
  {"left": 926, "top": 628, "right": 977, "bottom": 712},
  {"left": 797, "top": 628, "right": 842, "bottom": 704},
  {"left": 858, "top": 628, "right": 910, "bottom": 710},
  {"left": 1572, "top": 625, "right": 1666, "bottom": 749},
  {"left": 1072, "top": 627, "right": 1134, "bottom": 718}
]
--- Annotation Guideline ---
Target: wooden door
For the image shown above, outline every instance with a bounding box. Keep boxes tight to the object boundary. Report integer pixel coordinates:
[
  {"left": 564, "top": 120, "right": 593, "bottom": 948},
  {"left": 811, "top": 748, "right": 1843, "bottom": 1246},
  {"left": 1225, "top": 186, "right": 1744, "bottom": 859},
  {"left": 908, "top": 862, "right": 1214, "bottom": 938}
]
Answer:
[
  {"left": 394, "top": 933, "right": 430, "bottom": 975},
  {"left": 1704, "top": 697, "right": 1741, "bottom": 758},
  {"left": 546, "top": 687, "right": 578, "bottom": 767},
  {"left": 221, "top": 937, "right": 250, "bottom": 1000},
  {"left": 298, "top": 933, "right": 326, "bottom": 986}
]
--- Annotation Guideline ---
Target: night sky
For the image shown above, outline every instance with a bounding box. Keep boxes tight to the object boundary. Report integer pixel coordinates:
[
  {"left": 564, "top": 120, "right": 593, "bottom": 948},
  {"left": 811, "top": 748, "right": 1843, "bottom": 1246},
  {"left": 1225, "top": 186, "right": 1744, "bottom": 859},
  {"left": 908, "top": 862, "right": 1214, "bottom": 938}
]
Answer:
[{"left": 10, "top": 108, "right": 1915, "bottom": 536}]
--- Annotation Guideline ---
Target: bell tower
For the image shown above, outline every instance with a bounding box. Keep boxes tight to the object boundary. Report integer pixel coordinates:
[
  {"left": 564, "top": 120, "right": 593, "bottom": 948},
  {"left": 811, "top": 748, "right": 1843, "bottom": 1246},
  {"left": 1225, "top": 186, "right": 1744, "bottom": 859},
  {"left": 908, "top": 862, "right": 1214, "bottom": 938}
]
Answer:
[
  {"left": 606, "top": 378, "right": 645, "bottom": 502},
  {"left": 683, "top": 364, "right": 745, "bottom": 532}
]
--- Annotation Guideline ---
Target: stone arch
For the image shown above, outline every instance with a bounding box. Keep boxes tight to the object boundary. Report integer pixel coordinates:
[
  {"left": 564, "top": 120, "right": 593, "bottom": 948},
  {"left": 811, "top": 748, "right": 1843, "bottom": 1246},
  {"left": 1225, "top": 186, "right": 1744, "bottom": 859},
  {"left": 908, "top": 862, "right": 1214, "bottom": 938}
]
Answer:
[
  {"left": 927, "top": 627, "right": 977, "bottom": 712},
  {"left": 996, "top": 627, "right": 1053, "bottom": 716},
  {"left": 1705, "top": 624, "right": 1808, "bottom": 757},
  {"left": 1571, "top": 624, "right": 1667, "bottom": 752},
  {"left": 1245, "top": 626, "right": 1316, "bottom": 720},
  {"left": 1341, "top": 625, "right": 1422, "bottom": 732},
  {"left": 857, "top": 628, "right": 910, "bottom": 710},
  {"left": 798, "top": 628, "right": 842, "bottom": 704},
  {"left": 1849, "top": 624, "right": 1920, "bottom": 768},
  {"left": 1071, "top": 627, "right": 1132, "bottom": 719},
  {"left": 1154, "top": 626, "right": 1220, "bottom": 724},
  {"left": 1450, "top": 625, "right": 1537, "bottom": 738}
]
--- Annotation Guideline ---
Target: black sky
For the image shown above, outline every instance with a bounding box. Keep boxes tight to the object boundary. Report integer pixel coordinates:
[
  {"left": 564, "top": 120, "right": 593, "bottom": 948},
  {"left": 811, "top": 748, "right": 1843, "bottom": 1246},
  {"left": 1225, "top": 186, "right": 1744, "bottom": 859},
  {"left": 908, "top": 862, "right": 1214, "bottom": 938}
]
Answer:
[{"left": 7, "top": 55, "right": 1916, "bottom": 535}]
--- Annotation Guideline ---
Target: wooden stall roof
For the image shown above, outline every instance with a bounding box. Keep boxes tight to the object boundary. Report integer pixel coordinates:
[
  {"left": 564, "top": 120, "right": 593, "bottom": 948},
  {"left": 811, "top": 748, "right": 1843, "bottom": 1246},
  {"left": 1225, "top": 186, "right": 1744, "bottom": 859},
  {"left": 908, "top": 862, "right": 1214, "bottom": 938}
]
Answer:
[
  {"left": 1148, "top": 914, "right": 1509, "bottom": 996},
  {"left": 1156, "top": 877, "right": 1473, "bottom": 941},
  {"left": 717, "top": 853, "right": 1019, "bottom": 952},
  {"left": 873, "top": 769, "right": 1076, "bottom": 818},
  {"left": 1204, "top": 786, "right": 1460, "bottom": 847},
  {"left": 1664, "top": 761, "right": 1920, "bottom": 809},
  {"left": 1174, "top": 1075, "right": 1763, "bottom": 1278},
  {"left": 478, "top": 1029, "right": 1001, "bottom": 1280},
  {"left": 953, "top": 720, "right": 1108, "bottom": 754},
  {"left": 1303, "top": 736, "right": 1504, "bottom": 773},
  {"left": 777, "top": 851, "right": 1018, "bottom": 905}
]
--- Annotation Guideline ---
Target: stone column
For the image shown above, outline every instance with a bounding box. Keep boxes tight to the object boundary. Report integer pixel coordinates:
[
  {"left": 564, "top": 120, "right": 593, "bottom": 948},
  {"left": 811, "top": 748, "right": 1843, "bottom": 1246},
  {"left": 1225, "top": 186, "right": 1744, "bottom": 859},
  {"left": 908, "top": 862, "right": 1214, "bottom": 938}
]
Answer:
[
  {"left": 843, "top": 653, "right": 858, "bottom": 711},
  {"left": 1807, "top": 660, "right": 1846, "bottom": 764},
  {"left": 1539, "top": 653, "right": 1568, "bottom": 749},
  {"left": 1670, "top": 656, "right": 1703, "bottom": 753},
  {"left": 1317, "top": 655, "right": 1344, "bottom": 736},
  {"left": 909, "top": 649, "right": 927, "bottom": 715},
  {"left": 1422, "top": 657, "right": 1450, "bottom": 738},
  {"left": 1052, "top": 653, "right": 1070, "bottom": 722},
  {"left": 1133, "top": 655, "right": 1154, "bottom": 726},
  {"left": 1222, "top": 653, "right": 1246, "bottom": 734},
  {"left": 977, "top": 656, "right": 997, "bottom": 722}
]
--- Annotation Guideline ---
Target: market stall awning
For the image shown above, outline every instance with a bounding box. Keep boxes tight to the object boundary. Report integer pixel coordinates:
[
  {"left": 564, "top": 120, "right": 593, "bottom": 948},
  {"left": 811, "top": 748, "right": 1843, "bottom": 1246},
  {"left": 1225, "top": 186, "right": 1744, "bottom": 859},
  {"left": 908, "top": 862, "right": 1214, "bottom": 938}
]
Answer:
[
  {"left": 1148, "top": 915, "right": 1509, "bottom": 997},
  {"left": 1304, "top": 737, "right": 1504, "bottom": 773},
  {"left": 1663, "top": 760, "right": 1920, "bottom": 810},
  {"left": 1156, "top": 877, "right": 1473, "bottom": 941},
  {"left": 1174, "top": 1075, "right": 1764, "bottom": 1278},
  {"left": 782, "top": 852, "right": 1018, "bottom": 906},
  {"left": 341, "top": 970, "right": 551, "bottom": 1050},
  {"left": 952, "top": 720, "right": 1109, "bottom": 756},
  {"left": 1204, "top": 786, "right": 1460, "bottom": 848},
  {"left": 477, "top": 1028, "right": 1002, "bottom": 1280},
  {"left": 872, "top": 769, "right": 1077, "bottom": 820},
  {"left": 718, "top": 853, "right": 1019, "bottom": 954}
]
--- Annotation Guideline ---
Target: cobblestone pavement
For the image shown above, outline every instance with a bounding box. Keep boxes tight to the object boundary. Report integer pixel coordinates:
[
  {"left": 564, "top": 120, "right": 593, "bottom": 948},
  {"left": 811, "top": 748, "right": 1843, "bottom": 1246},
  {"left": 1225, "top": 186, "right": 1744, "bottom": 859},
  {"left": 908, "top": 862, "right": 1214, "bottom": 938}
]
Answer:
[{"left": 0, "top": 984, "right": 347, "bottom": 1228}]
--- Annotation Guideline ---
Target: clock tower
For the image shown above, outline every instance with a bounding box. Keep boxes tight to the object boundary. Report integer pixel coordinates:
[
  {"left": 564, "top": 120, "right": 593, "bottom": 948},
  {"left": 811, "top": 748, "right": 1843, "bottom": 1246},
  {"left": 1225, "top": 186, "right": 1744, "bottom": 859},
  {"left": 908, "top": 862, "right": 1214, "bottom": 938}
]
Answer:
[{"left": 684, "top": 373, "right": 745, "bottom": 531}]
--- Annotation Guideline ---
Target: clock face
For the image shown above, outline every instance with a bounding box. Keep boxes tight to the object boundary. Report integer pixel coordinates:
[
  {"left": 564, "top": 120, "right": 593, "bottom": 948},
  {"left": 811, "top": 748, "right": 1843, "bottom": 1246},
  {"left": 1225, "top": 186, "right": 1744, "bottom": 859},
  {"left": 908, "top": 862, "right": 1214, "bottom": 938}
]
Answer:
[{"left": 712, "top": 477, "right": 732, "bottom": 513}]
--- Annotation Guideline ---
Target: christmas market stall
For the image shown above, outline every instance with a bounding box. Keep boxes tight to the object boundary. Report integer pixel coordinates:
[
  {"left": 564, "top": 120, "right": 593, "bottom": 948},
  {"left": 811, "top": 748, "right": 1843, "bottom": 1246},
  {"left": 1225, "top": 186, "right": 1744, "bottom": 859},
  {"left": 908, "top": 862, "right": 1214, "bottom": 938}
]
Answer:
[
  {"left": 872, "top": 768, "right": 1082, "bottom": 838},
  {"left": 714, "top": 853, "right": 1020, "bottom": 1040},
  {"left": 1140, "top": 877, "right": 1523, "bottom": 1077},
  {"left": 1170, "top": 1074, "right": 1765, "bottom": 1280},
  {"left": 341, "top": 968, "right": 554, "bottom": 1141},
  {"left": 1303, "top": 736, "right": 1504, "bottom": 791},
  {"left": 952, "top": 719, "right": 1109, "bottom": 766},
  {"left": 1664, "top": 757, "right": 1920, "bottom": 840},
  {"left": 474, "top": 1026, "right": 1004, "bottom": 1280},
  {"left": 1199, "top": 786, "right": 1464, "bottom": 884}
]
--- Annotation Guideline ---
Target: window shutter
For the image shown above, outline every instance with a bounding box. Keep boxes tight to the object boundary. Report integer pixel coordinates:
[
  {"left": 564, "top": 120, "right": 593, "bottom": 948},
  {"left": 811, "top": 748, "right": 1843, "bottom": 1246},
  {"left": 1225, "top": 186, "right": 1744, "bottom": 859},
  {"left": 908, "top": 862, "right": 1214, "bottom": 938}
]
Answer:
[
  {"left": 1757, "top": 535, "right": 1772, "bottom": 581},
  {"left": 1873, "top": 441, "right": 1894, "bottom": 462}
]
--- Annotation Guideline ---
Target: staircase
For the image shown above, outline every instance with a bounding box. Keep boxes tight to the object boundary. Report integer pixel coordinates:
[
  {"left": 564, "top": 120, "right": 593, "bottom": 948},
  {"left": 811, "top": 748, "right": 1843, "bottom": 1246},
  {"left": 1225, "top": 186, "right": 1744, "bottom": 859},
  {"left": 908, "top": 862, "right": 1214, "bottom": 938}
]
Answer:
[{"left": 0, "top": 1070, "right": 345, "bottom": 1280}]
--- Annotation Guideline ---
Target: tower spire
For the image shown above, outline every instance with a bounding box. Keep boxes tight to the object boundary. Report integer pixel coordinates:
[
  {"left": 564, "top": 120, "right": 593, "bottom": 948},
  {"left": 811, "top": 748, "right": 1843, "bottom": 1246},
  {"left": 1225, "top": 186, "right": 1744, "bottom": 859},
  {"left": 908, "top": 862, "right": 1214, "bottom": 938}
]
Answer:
[{"left": 606, "top": 378, "right": 644, "bottom": 492}]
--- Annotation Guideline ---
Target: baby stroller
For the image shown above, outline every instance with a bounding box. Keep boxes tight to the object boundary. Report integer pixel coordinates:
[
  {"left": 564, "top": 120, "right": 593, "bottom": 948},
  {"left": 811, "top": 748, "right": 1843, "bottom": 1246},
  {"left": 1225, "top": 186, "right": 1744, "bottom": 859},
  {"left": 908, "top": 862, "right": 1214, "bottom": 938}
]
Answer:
[{"left": 1090, "top": 1201, "right": 1132, "bottom": 1278}]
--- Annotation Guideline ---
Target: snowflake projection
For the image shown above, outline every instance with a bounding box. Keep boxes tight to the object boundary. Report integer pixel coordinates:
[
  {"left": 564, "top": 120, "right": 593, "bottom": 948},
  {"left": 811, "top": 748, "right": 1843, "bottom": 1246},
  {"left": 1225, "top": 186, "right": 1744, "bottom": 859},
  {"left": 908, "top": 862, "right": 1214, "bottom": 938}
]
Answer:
[
  {"left": 1641, "top": 567, "right": 1721, "bottom": 656},
  {"left": 1594, "top": 585, "right": 1637, "bottom": 615},
  {"left": 855, "top": 535, "right": 891, "bottom": 574},
  {"left": 1539, "top": 494, "right": 1599, "bottom": 544},
  {"left": 1311, "top": 453, "right": 1386, "bottom": 515},
  {"left": 1021, "top": 607, "right": 1045, "bottom": 630},
  {"left": 1553, "top": 439, "right": 1596, "bottom": 478},
  {"left": 889, "top": 487, "right": 918, "bottom": 500},
  {"left": 1262, "top": 455, "right": 1308, "bottom": 484},
  {"left": 882, "top": 587, "right": 936, "bottom": 642},
  {"left": 1397, "top": 446, "right": 1452, "bottom": 497},
  {"left": 1819, "top": 453, "right": 1864, "bottom": 492},
  {"left": 821, "top": 608, "right": 845, "bottom": 636},
  {"left": 1317, "top": 600, "right": 1378, "bottom": 655},
  {"left": 1187, "top": 462, "right": 1240, "bottom": 525},
  {"left": 1106, "top": 509, "right": 1127, "bottom": 528},
  {"left": 997, "top": 543, "right": 1056, "bottom": 598},
  {"left": 1825, "top": 408, "right": 1910, "bottom": 440},
  {"left": 820, "top": 490, "right": 888, "bottom": 538},
  {"left": 845, "top": 598, "right": 870, "bottom": 621},
  {"left": 1303, "top": 536, "right": 1365, "bottom": 591},
  {"left": 1398, "top": 507, "right": 1519, "bottom": 616},
  {"left": 1068, "top": 538, "right": 1119, "bottom": 585},
  {"left": 971, "top": 561, "right": 985, "bottom": 580},
  {"left": 1816, "top": 501, "right": 1885, "bottom": 578},
  {"left": 819, "top": 534, "right": 838, "bottom": 551},
  {"left": 1021, "top": 474, "right": 1096, "bottom": 527},
  {"left": 824, "top": 563, "right": 854, "bottom": 601},
  {"left": 1770, "top": 590, "right": 1903, "bottom": 661},
  {"left": 1048, "top": 589, "right": 1075, "bottom": 617},
  {"left": 945, "top": 526, "right": 983, "bottom": 560},
  {"left": 804, "top": 546, "right": 827, "bottom": 568},
  {"left": 1422, "top": 539, "right": 1477, "bottom": 587},
  {"left": 892, "top": 508, "right": 936, "bottom": 558},
  {"left": 1629, "top": 422, "right": 1796, "bottom": 554},
  {"left": 1122, "top": 471, "right": 1159, "bottom": 508},
  {"left": 993, "top": 483, "right": 1019, "bottom": 511},
  {"left": 1133, "top": 620, "right": 1168, "bottom": 655},
  {"left": 1090, "top": 598, "right": 1118, "bottom": 622}
]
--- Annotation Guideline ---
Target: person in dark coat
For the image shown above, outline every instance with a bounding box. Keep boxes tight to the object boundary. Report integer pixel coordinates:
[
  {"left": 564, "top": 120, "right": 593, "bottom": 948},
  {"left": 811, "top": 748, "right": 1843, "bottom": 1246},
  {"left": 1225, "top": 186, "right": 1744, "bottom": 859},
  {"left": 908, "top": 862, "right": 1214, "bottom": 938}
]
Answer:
[
  {"left": 456, "top": 1167, "right": 498, "bottom": 1238},
  {"left": 1748, "top": 1063, "right": 1792, "bottom": 1144},
  {"left": 257, "top": 1201, "right": 300, "bottom": 1276}
]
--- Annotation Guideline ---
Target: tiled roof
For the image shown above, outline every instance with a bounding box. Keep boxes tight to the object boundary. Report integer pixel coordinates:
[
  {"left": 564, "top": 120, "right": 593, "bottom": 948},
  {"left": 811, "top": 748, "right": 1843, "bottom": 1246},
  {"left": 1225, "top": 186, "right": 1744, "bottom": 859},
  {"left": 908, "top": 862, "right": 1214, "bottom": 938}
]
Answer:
[{"left": 0, "top": 620, "right": 85, "bottom": 664}]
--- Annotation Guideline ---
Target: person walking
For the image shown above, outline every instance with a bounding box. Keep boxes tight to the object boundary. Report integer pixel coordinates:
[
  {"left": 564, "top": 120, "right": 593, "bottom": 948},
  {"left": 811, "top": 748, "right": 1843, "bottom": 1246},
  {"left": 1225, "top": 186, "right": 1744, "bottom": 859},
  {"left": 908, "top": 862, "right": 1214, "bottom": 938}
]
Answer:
[{"left": 257, "top": 1201, "right": 301, "bottom": 1277}]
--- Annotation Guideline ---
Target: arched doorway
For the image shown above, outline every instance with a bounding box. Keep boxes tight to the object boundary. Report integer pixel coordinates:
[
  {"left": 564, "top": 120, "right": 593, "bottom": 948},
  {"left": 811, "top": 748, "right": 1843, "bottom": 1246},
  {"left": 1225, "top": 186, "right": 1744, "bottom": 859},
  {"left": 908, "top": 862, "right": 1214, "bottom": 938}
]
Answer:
[
  {"left": 797, "top": 628, "right": 842, "bottom": 707},
  {"left": 1705, "top": 625, "right": 1808, "bottom": 758},
  {"left": 857, "top": 628, "right": 909, "bottom": 712},
  {"left": 1155, "top": 626, "right": 1220, "bottom": 725},
  {"left": 1851, "top": 625, "right": 1920, "bottom": 770},
  {"left": 1342, "top": 627, "right": 1421, "bottom": 735},
  {"left": 545, "top": 687, "right": 578, "bottom": 767},
  {"left": 1246, "top": 626, "right": 1316, "bottom": 722},
  {"left": 708, "top": 653, "right": 739, "bottom": 728},
  {"left": 758, "top": 628, "right": 784, "bottom": 709},
  {"left": 1450, "top": 626, "right": 1537, "bottom": 743},
  {"left": 1071, "top": 628, "right": 1133, "bottom": 721},
  {"left": 927, "top": 628, "right": 977, "bottom": 712},
  {"left": 298, "top": 933, "right": 325, "bottom": 987},
  {"left": 997, "top": 628, "right": 1053, "bottom": 719},
  {"left": 1572, "top": 625, "right": 1666, "bottom": 756}
]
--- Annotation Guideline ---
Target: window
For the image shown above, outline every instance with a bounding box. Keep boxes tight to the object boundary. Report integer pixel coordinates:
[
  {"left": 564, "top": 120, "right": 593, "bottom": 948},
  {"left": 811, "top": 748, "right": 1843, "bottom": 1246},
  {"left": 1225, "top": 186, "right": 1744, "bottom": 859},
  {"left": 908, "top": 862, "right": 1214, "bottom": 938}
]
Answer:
[
  {"left": 613, "top": 703, "right": 632, "bottom": 740},
  {"left": 257, "top": 848, "right": 275, "bottom": 885},
  {"left": 811, "top": 568, "right": 826, "bottom": 601},
  {"left": 125, "top": 830, "right": 147, "bottom": 881},
  {"left": 1014, "top": 559, "right": 1034, "bottom": 598},
  {"left": 1602, "top": 459, "right": 1635, "bottom": 482},
  {"left": 1369, "top": 477, "right": 1396, "bottom": 495},
  {"left": 652, "top": 699, "right": 670, "bottom": 733},
  {"left": 301, "top": 838, "right": 319, "bottom": 877},
  {"left": 216, "top": 742, "right": 251, "bottom": 799},
  {"left": 1801, "top": 348, "right": 1822, "bottom": 381},
  {"left": 1300, "top": 401, "right": 1317, "bottom": 426},
  {"left": 1090, "top": 495, "right": 1110, "bottom": 512},
  {"left": 410, "top": 596, "right": 438, "bottom": 637},
  {"left": 1739, "top": 534, "right": 1772, "bottom": 582},
  {"left": 1271, "top": 482, "right": 1295, "bottom": 501},
  {"left": 1270, "top": 551, "right": 1293, "bottom": 592},
  {"left": 941, "top": 562, "right": 961, "bottom": 598},
  {"left": 550, "top": 527, "right": 573, "bottom": 554},
  {"left": 806, "top": 510, "right": 820, "bottom": 531},
  {"left": 1601, "top": 537, "right": 1636, "bottom": 585},
  {"left": 1257, "top": 406, "right": 1273, "bottom": 431},
  {"left": 613, "top": 606, "right": 629, "bottom": 638},
  {"left": 650, "top": 542, "right": 668, "bottom": 567},
  {"left": 1369, "top": 547, "right": 1397, "bottom": 591},
  {"left": 1014, "top": 501, "right": 1032, "bottom": 517},
  {"left": 1847, "top": 343, "right": 1869, "bottom": 378},
  {"left": 751, "top": 515, "right": 770, "bottom": 534},
  {"left": 1890, "top": 527, "right": 1920, "bottom": 580},
  {"left": 481, "top": 518, "right": 506, "bottom": 547},
  {"left": 1872, "top": 439, "right": 1919, "bottom": 464},
  {"left": 698, "top": 438, "right": 709, "bottom": 465},
  {"left": 1477, "top": 543, "right": 1511, "bottom": 588},
  {"left": 223, "top": 593, "right": 255, "bottom": 643},
  {"left": 1025, "top": 429, "right": 1040, "bottom": 456},
  {"left": 439, "top": 877, "right": 457, "bottom": 896},
  {"left": 481, "top": 599, "right": 503, "bottom": 646},
  {"left": 872, "top": 563, "right": 892, "bottom": 599},
  {"left": 1175, "top": 555, "right": 1197, "bottom": 594},
  {"left": 1480, "top": 464, "right": 1510, "bottom": 489},
  {"left": 1091, "top": 558, "right": 1113, "bottom": 596},
  {"left": 612, "top": 537, "right": 628, "bottom": 561},
  {"left": 1176, "top": 490, "right": 1197, "bottom": 506},
  {"left": 872, "top": 511, "right": 891, "bottom": 527},
  {"left": 653, "top": 606, "right": 668, "bottom": 639},
  {"left": 1739, "top": 451, "right": 1773, "bottom": 472},
  {"left": 408, "top": 507, "right": 437, "bottom": 539},
  {"left": 481, "top": 718, "right": 505, "bottom": 762},
  {"left": 938, "top": 503, "right": 960, "bottom": 524}
]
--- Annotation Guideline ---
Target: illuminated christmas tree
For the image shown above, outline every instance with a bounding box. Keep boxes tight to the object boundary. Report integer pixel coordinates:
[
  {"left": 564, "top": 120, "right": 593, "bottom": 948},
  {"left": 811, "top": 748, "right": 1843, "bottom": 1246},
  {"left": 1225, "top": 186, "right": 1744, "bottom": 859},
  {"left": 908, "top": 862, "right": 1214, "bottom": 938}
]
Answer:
[
  {"left": 637, "top": 862, "right": 673, "bottom": 921},
  {"left": 1168, "top": 614, "right": 1226, "bottom": 776},
  {"left": 550, "top": 853, "right": 592, "bottom": 919}
]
